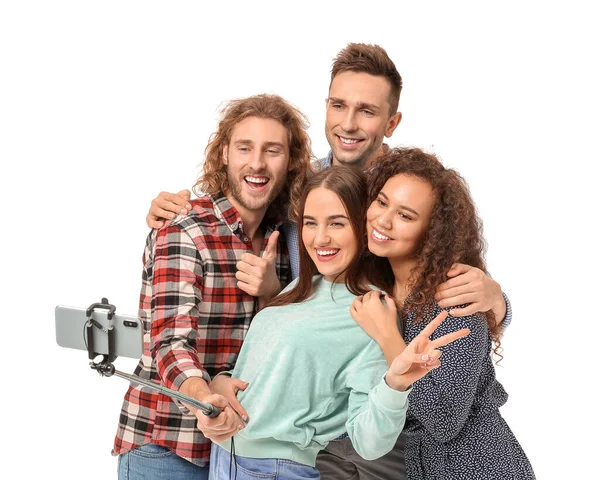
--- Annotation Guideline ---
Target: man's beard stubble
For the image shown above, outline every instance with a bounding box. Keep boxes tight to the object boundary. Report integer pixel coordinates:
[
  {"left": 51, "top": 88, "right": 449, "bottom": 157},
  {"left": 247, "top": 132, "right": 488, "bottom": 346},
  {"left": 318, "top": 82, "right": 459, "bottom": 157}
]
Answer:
[{"left": 227, "top": 168, "right": 285, "bottom": 212}]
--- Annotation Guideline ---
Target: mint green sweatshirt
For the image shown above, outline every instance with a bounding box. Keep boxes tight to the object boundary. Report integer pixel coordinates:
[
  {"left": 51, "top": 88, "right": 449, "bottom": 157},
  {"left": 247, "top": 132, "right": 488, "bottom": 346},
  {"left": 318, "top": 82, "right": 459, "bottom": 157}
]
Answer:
[{"left": 218, "top": 276, "right": 410, "bottom": 467}]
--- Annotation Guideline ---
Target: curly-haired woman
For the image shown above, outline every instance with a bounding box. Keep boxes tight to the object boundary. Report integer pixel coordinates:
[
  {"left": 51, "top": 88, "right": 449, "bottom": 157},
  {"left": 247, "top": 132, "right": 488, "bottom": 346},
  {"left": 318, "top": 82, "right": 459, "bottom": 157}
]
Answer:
[{"left": 351, "top": 147, "right": 535, "bottom": 479}]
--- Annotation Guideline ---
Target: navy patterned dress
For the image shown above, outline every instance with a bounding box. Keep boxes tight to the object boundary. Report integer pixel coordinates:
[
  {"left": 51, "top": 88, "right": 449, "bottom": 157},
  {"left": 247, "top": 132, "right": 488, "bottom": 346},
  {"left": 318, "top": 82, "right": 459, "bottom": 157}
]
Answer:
[{"left": 402, "top": 305, "right": 536, "bottom": 479}]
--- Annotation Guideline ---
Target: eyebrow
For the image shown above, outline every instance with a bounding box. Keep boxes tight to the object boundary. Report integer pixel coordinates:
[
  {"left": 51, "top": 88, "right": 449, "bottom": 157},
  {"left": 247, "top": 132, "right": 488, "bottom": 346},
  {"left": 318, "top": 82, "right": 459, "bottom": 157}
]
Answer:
[
  {"left": 328, "top": 97, "right": 381, "bottom": 113},
  {"left": 233, "top": 139, "right": 285, "bottom": 149},
  {"left": 379, "top": 191, "right": 420, "bottom": 216},
  {"left": 303, "top": 214, "right": 349, "bottom": 221}
]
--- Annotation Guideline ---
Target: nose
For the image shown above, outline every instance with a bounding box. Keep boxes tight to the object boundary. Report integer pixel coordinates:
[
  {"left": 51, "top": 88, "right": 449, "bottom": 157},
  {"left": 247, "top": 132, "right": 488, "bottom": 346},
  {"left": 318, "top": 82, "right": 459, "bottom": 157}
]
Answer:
[
  {"left": 377, "top": 210, "right": 393, "bottom": 230},
  {"left": 341, "top": 109, "right": 358, "bottom": 132},
  {"left": 315, "top": 226, "right": 330, "bottom": 245},
  {"left": 248, "top": 150, "right": 267, "bottom": 171}
]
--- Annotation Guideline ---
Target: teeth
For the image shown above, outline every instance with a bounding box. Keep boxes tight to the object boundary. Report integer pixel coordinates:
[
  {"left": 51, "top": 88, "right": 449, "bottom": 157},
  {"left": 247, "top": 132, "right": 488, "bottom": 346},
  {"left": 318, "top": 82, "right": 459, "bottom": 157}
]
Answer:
[
  {"left": 245, "top": 176, "right": 268, "bottom": 184},
  {"left": 373, "top": 230, "right": 391, "bottom": 241},
  {"left": 340, "top": 137, "right": 360, "bottom": 144},
  {"left": 317, "top": 249, "right": 338, "bottom": 256}
]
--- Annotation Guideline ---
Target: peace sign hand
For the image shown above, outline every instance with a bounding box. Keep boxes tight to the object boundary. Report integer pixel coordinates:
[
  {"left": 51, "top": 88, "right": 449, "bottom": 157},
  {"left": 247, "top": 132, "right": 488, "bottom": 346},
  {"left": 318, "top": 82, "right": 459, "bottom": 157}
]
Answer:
[{"left": 385, "top": 311, "right": 470, "bottom": 391}]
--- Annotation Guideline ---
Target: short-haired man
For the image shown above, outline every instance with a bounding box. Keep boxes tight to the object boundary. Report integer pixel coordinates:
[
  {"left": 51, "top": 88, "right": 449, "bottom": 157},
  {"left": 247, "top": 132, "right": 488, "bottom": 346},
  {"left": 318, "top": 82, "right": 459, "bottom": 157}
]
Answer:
[
  {"left": 112, "top": 94, "right": 313, "bottom": 480},
  {"left": 146, "top": 44, "right": 512, "bottom": 480}
]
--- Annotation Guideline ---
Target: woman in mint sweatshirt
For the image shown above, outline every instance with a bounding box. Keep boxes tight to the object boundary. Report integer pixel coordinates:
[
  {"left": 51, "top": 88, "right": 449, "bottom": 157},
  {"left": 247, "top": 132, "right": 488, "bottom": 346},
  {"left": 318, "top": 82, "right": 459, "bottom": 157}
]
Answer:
[
  {"left": 351, "top": 148, "right": 535, "bottom": 479},
  {"left": 208, "top": 166, "right": 469, "bottom": 479}
]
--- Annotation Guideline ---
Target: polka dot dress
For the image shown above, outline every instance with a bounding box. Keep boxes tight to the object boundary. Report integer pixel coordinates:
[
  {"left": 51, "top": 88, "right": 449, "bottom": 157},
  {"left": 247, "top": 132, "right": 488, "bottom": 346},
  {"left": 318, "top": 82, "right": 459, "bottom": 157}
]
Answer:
[{"left": 402, "top": 305, "right": 536, "bottom": 479}]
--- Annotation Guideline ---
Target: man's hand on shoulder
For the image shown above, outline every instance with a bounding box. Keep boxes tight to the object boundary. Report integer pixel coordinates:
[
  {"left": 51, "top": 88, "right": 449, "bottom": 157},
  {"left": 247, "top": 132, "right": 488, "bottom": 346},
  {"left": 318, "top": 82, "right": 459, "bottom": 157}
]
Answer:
[
  {"left": 435, "top": 263, "right": 507, "bottom": 324},
  {"left": 146, "top": 189, "right": 192, "bottom": 228}
]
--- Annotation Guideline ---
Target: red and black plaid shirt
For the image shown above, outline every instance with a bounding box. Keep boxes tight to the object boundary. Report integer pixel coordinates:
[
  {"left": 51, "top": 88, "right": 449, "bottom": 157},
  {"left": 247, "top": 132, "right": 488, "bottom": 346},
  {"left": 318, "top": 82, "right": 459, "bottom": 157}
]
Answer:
[{"left": 112, "top": 193, "right": 290, "bottom": 466}]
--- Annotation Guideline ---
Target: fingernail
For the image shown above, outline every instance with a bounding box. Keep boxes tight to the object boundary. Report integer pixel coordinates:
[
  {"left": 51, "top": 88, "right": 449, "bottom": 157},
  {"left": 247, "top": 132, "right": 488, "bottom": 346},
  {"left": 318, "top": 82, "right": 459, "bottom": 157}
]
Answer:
[
  {"left": 180, "top": 208, "right": 187, "bottom": 214},
  {"left": 238, "top": 424, "right": 243, "bottom": 430},
  {"left": 186, "top": 203, "right": 192, "bottom": 210},
  {"left": 168, "top": 213, "right": 175, "bottom": 219},
  {"left": 242, "top": 415, "right": 248, "bottom": 422},
  {"left": 421, "top": 354, "right": 429, "bottom": 361}
]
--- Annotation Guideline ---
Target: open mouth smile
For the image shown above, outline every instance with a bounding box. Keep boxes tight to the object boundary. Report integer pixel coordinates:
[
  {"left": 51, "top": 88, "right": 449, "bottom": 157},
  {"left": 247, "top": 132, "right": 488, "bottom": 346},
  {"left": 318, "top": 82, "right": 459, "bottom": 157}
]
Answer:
[
  {"left": 371, "top": 227, "right": 393, "bottom": 243},
  {"left": 244, "top": 175, "right": 270, "bottom": 191},
  {"left": 315, "top": 248, "right": 340, "bottom": 262},
  {"left": 336, "top": 135, "right": 364, "bottom": 149}
]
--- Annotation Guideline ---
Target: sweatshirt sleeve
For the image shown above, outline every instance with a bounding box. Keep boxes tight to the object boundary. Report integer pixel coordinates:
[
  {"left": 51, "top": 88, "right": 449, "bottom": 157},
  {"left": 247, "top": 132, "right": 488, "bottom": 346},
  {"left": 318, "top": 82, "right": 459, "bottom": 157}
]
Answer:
[
  {"left": 406, "top": 309, "right": 489, "bottom": 443},
  {"left": 344, "top": 352, "right": 411, "bottom": 461},
  {"left": 149, "top": 224, "right": 211, "bottom": 392}
]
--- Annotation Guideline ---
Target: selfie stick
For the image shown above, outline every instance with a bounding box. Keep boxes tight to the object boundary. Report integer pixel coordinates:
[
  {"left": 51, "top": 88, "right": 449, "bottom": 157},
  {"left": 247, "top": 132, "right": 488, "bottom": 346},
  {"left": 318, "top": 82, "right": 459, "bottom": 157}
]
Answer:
[{"left": 85, "top": 298, "right": 221, "bottom": 418}]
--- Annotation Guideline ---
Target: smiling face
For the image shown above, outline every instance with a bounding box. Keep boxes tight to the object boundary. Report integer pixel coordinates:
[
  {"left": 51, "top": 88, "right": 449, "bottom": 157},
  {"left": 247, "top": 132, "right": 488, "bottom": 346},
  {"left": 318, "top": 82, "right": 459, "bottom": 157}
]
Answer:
[
  {"left": 302, "top": 187, "right": 359, "bottom": 282},
  {"left": 367, "top": 173, "right": 436, "bottom": 262},
  {"left": 325, "top": 71, "right": 401, "bottom": 168},
  {"left": 223, "top": 116, "right": 290, "bottom": 213}
]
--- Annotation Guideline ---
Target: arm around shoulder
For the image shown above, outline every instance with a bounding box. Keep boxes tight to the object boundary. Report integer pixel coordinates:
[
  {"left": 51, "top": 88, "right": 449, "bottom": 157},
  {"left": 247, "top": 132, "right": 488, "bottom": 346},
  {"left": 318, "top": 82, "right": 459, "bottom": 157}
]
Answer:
[{"left": 146, "top": 189, "right": 192, "bottom": 228}]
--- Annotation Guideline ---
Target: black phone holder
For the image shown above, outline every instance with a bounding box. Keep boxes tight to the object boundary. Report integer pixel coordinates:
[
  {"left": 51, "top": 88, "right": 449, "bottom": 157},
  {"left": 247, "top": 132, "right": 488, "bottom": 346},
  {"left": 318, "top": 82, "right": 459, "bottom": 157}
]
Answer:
[
  {"left": 84, "top": 298, "right": 220, "bottom": 418},
  {"left": 86, "top": 297, "right": 117, "bottom": 375}
]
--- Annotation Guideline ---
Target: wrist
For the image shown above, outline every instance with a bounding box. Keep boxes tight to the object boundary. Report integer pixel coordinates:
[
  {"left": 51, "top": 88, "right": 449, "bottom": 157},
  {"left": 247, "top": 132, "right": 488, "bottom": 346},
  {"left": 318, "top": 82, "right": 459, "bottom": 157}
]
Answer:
[
  {"left": 384, "top": 372, "right": 410, "bottom": 392},
  {"left": 378, "top": 331, "right": 405, "bottom": 366},
  {"left": 180, "top": 376, "right": 212, "bottom": 402},
  {"left": 267, "top": 279, "right": 282, "bottom": 299},
  {"left": 259, "top": 282, "right": 282, "bottom": 308}
]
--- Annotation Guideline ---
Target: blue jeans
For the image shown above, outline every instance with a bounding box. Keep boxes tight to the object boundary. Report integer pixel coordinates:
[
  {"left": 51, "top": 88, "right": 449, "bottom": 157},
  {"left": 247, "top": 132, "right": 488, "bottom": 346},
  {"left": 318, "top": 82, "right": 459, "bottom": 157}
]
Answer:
[
  {"left": 118, "top": 443, "right": 209, "bottom": 480},
  {"left": 209, "top": 444, "right": 320, "bottom": 480}
]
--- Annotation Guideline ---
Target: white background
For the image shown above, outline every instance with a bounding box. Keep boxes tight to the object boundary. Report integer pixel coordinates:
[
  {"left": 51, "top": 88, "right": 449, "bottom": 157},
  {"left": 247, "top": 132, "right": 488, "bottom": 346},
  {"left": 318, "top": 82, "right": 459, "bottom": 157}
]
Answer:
[{"left": 1, "top": 1, "right": 597, "bottom": 478}]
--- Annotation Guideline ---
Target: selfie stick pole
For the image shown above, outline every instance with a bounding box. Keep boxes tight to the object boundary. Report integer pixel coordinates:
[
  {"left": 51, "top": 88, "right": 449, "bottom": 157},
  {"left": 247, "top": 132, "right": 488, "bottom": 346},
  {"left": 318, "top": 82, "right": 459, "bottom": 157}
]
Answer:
[{"left": 85, "top": 298, "right": 221, "bottom": 418}]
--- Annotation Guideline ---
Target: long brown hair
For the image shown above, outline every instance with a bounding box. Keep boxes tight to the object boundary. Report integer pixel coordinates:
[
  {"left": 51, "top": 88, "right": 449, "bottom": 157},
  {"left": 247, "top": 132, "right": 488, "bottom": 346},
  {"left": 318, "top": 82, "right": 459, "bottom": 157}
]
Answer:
[
  {"left": 269, "top": 166, "right": 371, "bottom": 307},
  {"left": 365, "top": 147, "right": 503, "bottom": 350},
  {"left": 193, "top": 94, "right": 314, "bottom": 222}
]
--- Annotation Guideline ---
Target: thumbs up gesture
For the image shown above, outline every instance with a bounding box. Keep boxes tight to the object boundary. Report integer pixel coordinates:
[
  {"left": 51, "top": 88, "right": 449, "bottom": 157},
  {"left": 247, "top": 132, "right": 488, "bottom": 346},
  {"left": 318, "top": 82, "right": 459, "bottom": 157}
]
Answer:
[{"left": 235, "top": 231, "right": 283, "bottom": 302}]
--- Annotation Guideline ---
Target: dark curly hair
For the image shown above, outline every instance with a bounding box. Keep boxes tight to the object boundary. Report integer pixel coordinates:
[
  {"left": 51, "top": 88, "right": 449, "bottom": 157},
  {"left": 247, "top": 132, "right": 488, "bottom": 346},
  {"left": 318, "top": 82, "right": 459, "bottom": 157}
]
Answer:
[{"left": 365, "top": 147, "right": 502, "bottom": 352}]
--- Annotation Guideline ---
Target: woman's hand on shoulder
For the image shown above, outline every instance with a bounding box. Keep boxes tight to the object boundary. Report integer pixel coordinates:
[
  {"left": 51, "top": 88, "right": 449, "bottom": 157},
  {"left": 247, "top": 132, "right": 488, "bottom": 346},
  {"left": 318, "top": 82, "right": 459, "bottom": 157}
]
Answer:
[{"left": 350, "top": 290, "right": 405, "bottom": 364}]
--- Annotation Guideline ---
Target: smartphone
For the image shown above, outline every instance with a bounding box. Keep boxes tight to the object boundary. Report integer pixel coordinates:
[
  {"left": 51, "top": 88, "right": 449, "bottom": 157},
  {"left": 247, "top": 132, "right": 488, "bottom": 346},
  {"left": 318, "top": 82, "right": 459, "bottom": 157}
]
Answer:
[{"left": 55, "top": 305, "right": 143, "bottom": 359}]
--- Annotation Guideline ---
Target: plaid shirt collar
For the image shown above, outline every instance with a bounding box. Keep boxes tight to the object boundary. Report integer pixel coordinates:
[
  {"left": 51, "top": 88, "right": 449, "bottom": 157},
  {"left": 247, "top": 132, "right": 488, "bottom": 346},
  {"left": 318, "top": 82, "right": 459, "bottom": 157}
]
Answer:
[
  {"left": 209, "top": 191, "right": 243, "bottom": 233},
  {"left": 209, "top": 191, "right": 285, "bottom": 236}
]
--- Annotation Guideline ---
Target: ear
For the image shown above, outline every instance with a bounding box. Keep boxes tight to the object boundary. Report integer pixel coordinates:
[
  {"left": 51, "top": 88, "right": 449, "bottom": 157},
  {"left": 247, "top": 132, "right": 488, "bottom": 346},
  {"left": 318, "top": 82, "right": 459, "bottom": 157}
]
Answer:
[
  {"left": 384, "top": 112, "right": 402, "bottom": 138},
  {"left": 222, "top": 145, "right": 229, "bottom": 166}
]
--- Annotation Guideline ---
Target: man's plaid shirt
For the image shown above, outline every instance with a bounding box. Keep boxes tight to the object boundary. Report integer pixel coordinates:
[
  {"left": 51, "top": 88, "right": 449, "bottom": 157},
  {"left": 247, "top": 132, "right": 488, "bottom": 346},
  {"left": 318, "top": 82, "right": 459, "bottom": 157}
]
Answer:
[{"left": 112, "top": 193, "right": 290, "bottom": 466}]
